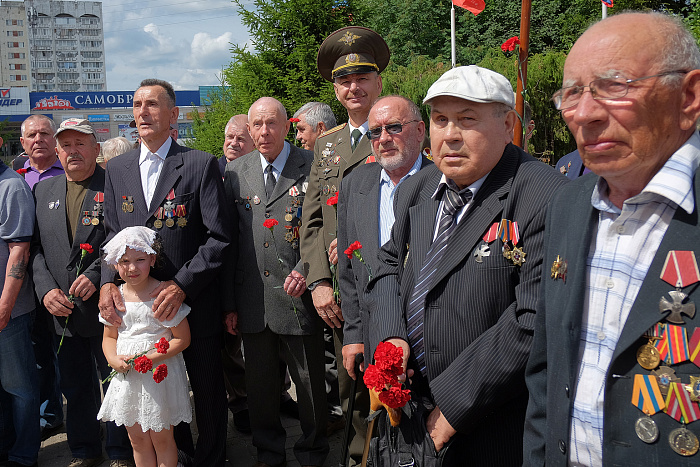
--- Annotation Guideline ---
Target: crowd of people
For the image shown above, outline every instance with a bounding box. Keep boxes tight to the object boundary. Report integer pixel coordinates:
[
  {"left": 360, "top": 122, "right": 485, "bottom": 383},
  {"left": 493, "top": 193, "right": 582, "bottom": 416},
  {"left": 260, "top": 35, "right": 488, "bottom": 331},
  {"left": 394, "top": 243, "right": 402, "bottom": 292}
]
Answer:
[{"left": 1, "top": 9, "right": 700, "bottom": 467}]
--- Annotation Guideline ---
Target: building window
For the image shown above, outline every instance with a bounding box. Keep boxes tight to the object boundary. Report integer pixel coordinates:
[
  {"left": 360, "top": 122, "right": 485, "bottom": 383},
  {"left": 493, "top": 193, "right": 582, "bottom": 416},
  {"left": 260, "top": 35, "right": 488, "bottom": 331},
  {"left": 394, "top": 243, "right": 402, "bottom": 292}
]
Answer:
[
  {"left": 81, "top": 62, "right": 102, "bottom": 69},
  {"left": 57, "top": 62, "right": 76, "bottom": 69},
  {"left": 7, "top": 52, "right": 26, "bottom": 59},
  {"left": 5, "top": 19, "right": 23, "bottom": 26},
  {"left": 54, "top": 16, "right": 77, "bottom": 26},
  {"left": 83, "top": 72, "right": 102, "bottom": 80},
  {"left": 35, "top": 62, "right": 53, "bottom": 68},
  {"left": 9, "top": 75, "right": 26, "bottom": 81},
  {"left": 9, "top": 64, "right": 26, "bottom": 70},
  {"left": 6, "top": 31, "right": 23, "bottom": 37},
  {"left": 7, "top": 42, "right": 24, "bottom": 48},
  {"left": 80, "top": 40, "right": 102, "bottom": 48},
  {"left": 81, "top": 51, "right": 102, "bottom": 59}
]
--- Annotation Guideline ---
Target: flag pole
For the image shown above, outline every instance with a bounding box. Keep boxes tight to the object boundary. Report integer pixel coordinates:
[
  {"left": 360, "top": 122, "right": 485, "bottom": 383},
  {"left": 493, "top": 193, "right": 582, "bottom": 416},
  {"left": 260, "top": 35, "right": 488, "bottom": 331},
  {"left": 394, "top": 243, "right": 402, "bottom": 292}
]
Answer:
[
  {"left": 451, "top": 2, "right": 457, "bottom": 67},
  {"left": 514, "top": 0, "right": 531, "bottom": 148}
]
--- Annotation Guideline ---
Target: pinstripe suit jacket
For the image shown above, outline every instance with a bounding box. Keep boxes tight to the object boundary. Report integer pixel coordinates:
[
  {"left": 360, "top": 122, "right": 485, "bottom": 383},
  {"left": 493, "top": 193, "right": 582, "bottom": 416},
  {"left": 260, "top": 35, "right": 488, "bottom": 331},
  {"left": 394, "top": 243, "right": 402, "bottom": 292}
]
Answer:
[
  {"left": 524, "top": 170, "right": 700, "bottom": 466},
  {"left": 337, "top": 156, "right": 432, "bottom": 362},
  {"left": 100, "top": 139, "right": 231, "bottom": 338},
  {"left": 31, "top": 166, "right": 106, "bottom": 338},
  {"left": 222, "top": 145, "right": 318, "bottom": 335},
  {"left": 368, "top": 143, "right": 568, "bottom": 465}
]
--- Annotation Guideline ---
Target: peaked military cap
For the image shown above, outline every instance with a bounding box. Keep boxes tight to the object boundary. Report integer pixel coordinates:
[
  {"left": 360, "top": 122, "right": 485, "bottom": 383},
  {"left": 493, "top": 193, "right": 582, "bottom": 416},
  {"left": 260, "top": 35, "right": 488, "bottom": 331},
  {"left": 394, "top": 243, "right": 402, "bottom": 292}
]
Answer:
[{"left": 317, "top": 26, "right": 390, "bottom": 82}]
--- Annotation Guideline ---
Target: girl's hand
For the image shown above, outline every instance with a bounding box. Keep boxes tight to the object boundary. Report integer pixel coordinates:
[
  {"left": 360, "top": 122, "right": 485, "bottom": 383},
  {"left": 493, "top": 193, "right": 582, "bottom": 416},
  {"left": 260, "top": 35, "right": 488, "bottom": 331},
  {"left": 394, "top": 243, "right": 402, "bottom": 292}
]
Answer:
[{"left": 110, "top": 355, "right": 132, "bottom": 374}]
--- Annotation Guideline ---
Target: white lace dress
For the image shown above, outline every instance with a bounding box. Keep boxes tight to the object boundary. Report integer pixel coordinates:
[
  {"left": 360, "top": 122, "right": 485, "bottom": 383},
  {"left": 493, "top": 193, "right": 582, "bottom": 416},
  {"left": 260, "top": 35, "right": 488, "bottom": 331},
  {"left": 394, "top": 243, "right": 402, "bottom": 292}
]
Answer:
[{"left": 97, "top": 291, "right": 193, "bottom": 432}]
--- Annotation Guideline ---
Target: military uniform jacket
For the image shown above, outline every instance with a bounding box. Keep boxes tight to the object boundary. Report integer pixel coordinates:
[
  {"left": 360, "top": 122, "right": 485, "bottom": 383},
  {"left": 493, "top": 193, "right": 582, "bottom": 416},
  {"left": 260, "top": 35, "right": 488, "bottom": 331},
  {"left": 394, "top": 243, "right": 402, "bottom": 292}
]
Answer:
[
  {"left": 300, "top": 123, "right": 372, "bottom": 285},
  {"left": 524, "top": 171, "right": 700, "bottom": 466},
  {"left": 223, "top": 145, "right": 318, "bottom": 336},
  {"left": 31, "top": 166, "right": 106, "bottom": 338}
]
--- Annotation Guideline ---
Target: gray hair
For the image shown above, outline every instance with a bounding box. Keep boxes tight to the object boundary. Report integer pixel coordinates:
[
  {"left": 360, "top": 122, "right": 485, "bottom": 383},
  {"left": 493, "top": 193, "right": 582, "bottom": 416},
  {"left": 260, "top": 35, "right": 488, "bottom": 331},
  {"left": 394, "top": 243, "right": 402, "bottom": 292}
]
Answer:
[
  {"left": 21, "top": 114, "right": 56, "bottom": 137},
  {"left": 372, "top": 95, "right": 422, "bottom": 121},
  {"left": 654, "top": 12, "right": 700, "bottom": 85},
  {"left": 102, "top": 136, "right": 132, "bottom": 162},
  {"left": 293, "top": 102, "right": 336, "bottom": 130},
  {"left": 225, "top": 114, "right": 248, "bottom": 134}
]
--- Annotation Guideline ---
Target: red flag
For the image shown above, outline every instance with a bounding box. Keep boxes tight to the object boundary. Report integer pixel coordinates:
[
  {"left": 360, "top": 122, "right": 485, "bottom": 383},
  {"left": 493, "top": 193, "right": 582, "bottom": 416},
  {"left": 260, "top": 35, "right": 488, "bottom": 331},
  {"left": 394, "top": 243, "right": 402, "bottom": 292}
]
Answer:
[{"left": 453, "top": 0, "right": 485, "bottom": 16}]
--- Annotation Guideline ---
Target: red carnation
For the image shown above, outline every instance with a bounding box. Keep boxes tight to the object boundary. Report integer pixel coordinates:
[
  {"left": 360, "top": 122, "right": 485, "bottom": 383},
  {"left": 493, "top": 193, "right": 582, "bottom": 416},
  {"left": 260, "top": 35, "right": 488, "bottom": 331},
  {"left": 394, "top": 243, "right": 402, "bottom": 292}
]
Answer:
[
  {"left": 378, "top": 385, "right": 411, "bottom": 409},
  {"left": 289, "top": 117, "right": 301, "bottom": 123},
  {"left": 134, "top": 355, "right": 153, "bottom": 373},
  {"left": 153, "top": 364, "right": 168, "bottom": 383},
  {"left": 16, "top": 168, "right": 27, "bottom": 175},
  {"left": 374, "top": 341, "right": 404, "bottom": 376},
  {"left": 155, "top": 337, "right": 170, "bottom": 354},
  {"left": 263, "top": 218, "right": 279, "bottom": 230},
  {"left": 501, "top": 36, "right": 520, "bottom": 53},
  {"left": 344, "top": 241, "right": 363, "bottom": 259},
  {"left": 326, "top": 192, "right": 339, "bottom": 206},
  {"left": 363, "top": 364, "right": 396, "bottom": 391},
  {"left": 79, "top": 243, "right": 94, "bottom": 254}
]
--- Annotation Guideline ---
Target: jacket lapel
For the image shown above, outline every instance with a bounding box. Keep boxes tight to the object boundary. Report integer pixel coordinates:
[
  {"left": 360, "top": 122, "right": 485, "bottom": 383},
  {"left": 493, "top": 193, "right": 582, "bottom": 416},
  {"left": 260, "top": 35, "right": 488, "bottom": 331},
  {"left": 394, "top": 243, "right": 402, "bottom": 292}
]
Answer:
[
  {"left": 242, "top": 151, "right": 266, "bottom": 203},
  {"left": 120, "top": 151, "right": 149, "bottom": 216},
  {"left": 148, "top": 141, "right": 183, "bottom": 218},
  {"left": 407, "top": 174, "right": 441, "bottom": 278},
  {"left": 46, "top": 177, "right": 71, "bottom": 251},
  {"left": 268, "top": 146, "right": 305, "bottom": 206},
  {"left": 69, "top": 166, "right": 105, "bottom": 264},
  {"left": 358, "top": 165, "right": 381, "bottom": 252}
]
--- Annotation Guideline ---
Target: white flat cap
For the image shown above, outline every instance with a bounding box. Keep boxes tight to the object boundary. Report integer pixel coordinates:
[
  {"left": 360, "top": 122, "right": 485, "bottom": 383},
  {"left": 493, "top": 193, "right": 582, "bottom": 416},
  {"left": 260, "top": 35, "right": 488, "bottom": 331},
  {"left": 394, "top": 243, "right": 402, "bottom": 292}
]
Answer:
[{"left": 423, "top": 65, "right": 515, "bottom": 108}]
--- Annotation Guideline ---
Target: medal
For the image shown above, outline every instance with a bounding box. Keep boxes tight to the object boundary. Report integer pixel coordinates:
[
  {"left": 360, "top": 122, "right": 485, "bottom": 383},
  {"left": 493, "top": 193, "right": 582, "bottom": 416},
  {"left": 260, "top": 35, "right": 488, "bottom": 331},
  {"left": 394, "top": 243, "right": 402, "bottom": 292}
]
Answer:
[
  {"left": 637, "top": 339, "right": 661, "bottom": 370},
  {"left": 665, "top": 382, "right": 700, "bottom": 423},
  {"left": 669, "top": 427, "right": 699, "bottom": 456},
  {"left": 121, "top": 196, "right": 134, "bottom": 213},
  {"left": 174, "top": 204, "right": 187, "bottom": 228},
  {"left": 285, "top": 214, "right": 293, "bottom": 222},
  {"left": 551, "top": 255, "right": 567, "bottom": 281},
  {"left": 652, "top": 366, "right": 681, "bottom": 396},
  {"left": 253, "top": 195, "right": 261, "bottom": 205},
  {"left": 632, "top": 374, "right": 666, "bottom": 415},
  {"left": 687, "top": 377, "right": 700, "bottom": 403},
  {"left": 659, "top": 251, "right": 699, "bottom": 324},
  {"left": 482, "top": 222, "right": 499, "bottom": 244},
  {"left": 635, "top": 416, "right": 659, "bottom": 444},
  {"left": 82, "top": 211, "right": 91, "bottom": 226},
  {"left": 510, "top": 246, "right": 526, "bottom": 266},
  {"left": 165, "top": 217, "right": 175, "bottom": 228},
  {"left": 154, "top": 207, "right": 164, "bottom": 229},
  {"left": 244, "top": 197, "right": 251, "bottom": 210},
  {"left": 289, "top": 186, "right": 299, "bottom": 197},
  {"left": 474, "top": 243, "right": 490, "bottom": 263},
  {"left": 177, "top": 217, "right": 187, "bottom": 228},
  {"left": 91, "top": 217, "right": 99, "bottom": 226}
]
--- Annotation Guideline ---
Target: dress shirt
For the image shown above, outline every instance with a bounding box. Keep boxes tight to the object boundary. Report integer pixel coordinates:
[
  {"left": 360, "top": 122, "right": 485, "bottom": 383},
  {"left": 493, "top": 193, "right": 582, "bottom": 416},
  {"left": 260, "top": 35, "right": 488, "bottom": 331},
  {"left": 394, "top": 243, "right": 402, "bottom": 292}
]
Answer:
[
  {"left": 348, "top": 121, "right": 369, "bottom": 149},
  {"left": 569, "top": 132, "right": 700, "bottom": 466},
  {"left": 431, "top": 172, "right": 487, "bottom": 240},
  {"left": 22, "top": 158, "right": 64, "bottom": 189},
  {"left": 258, "top": 141, "right": 290, "bottom": 183},
  {"left": 378, "top": 156, "right": 422, "bottom": 246},
  {"left": 139, "top": 137, "right": 172, "bottom": 209}
]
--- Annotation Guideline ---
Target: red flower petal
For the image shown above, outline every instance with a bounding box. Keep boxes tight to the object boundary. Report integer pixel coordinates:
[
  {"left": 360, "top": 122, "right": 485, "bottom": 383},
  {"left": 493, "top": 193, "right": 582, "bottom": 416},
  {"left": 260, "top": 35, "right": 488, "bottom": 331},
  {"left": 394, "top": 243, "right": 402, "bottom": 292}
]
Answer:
[
  {"left": 153, "top": 364, "right": 168, "bottom": 383},
  {"left": 133, "top": 355, "right": 153, "bottom": 373},
  {"left": 263, "top": 218, "right": 279, "bottom": 229}
]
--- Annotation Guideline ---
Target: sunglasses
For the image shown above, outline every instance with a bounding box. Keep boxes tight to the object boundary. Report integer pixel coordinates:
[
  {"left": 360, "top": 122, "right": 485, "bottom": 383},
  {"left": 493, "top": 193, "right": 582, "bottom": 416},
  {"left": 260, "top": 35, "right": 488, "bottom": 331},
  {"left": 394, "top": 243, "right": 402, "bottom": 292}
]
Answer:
[{"left": 366, "top": 120, "right": 420, "bottom": 141}]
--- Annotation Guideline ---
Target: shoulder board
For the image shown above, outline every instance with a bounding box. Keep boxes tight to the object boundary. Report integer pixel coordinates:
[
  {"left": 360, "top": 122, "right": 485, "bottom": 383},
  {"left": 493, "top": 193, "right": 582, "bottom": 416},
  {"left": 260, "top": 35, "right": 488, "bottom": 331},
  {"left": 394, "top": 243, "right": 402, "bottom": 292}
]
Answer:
[{"left": 319, "top": 123, "right": 346, "bottom": 138}]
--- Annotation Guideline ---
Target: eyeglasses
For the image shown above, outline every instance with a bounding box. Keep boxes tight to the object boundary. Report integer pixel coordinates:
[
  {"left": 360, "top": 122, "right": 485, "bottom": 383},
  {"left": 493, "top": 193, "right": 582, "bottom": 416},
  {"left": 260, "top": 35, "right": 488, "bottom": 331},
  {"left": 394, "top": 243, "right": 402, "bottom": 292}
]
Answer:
[
  {"left": 552, "top": 70, "right": 688, "bottom": 110},
  {"left": 366, "top": 120, "right": 420, "bottom": 141}
]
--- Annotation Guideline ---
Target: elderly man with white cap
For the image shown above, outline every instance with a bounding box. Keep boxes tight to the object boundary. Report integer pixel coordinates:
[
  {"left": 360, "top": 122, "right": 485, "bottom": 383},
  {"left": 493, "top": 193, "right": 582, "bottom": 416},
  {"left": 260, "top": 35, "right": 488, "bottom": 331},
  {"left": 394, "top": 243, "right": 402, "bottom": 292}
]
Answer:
[{"left": 366, "top": 65, "right": 567, "bottom": 465}]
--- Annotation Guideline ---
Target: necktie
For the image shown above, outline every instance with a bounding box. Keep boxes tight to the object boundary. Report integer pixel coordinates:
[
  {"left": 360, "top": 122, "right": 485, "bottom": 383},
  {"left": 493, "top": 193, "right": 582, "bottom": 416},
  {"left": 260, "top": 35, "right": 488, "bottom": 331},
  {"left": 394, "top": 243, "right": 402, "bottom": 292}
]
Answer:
[
  {"left": 265, "top": 164, "right": 276, "bottom": 200},
  {"left": 351, "top": 128, "right": 362, "bottom": 151},
  {"left": 405, "top": 186, "right": 473, "bottom": 375},
  {"left": 144, "top": 152, "right": 160, "bottom": 208}
]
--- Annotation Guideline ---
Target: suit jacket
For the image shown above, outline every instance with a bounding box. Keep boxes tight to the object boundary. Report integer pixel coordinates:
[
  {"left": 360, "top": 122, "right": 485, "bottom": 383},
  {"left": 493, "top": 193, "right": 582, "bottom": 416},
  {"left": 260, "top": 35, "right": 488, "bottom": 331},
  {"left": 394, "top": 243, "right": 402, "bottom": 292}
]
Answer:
[
  {"left": 337, "top": 156, "right": 432, "bottom": 362},
  {"left": 101, "top": 140, "right": 231, "bottom": 338},
  {"left": 524, "top": 171, "right": 700, "bottom": 466},
  {"left": 556, "top": 149, "right": 585, "bottom": 179},
  {"left": 31, "top": 166, "right": 106, "bottom": 338},
  {"left": 223, "top": 145, "right": 318, "bottom": 335},
  {"left": 368, "top": 144, "right": 568, "bottom": 465},
  {"left": 300, "top": 123, "right": 373, "bottom": 285}
]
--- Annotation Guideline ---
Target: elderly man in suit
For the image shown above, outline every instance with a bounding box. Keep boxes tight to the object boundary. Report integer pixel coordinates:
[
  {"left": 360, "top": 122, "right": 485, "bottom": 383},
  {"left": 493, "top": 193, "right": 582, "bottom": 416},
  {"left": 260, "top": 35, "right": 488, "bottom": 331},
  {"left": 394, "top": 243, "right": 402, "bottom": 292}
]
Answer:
[
  {"left": 98, "top": 79, "right": 231, "bottom": 467},
  {"left": 219, "top": 114, "right": 255, "bottom": 176},
  {"left": 368, "top": 66, "right": 567, "bottom": 465},
  {"left": 524, "top": 12, "right": 700, "bottom": 466},
  {"left": 223, "top": 97, "right": 328, "bottom": 467},
  {"left": 30, "top": 118, "right": 133, "bottom": 467},
  {"left": 337, "top": 95, "right": 430, "bottom": 375},
  {"left": 299, "top": 27, "right": 390, "bottom": 464}
]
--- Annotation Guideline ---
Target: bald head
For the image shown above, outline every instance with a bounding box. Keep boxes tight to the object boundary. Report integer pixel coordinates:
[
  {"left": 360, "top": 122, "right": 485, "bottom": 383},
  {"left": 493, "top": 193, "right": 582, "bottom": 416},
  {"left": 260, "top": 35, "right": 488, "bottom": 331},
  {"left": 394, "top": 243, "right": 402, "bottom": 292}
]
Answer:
[
  {"left": 247, "top": 97, "right": 290, "bottom": 162},
  {"left": 224, "top": 114, "right": 254, "bottom": 161}
]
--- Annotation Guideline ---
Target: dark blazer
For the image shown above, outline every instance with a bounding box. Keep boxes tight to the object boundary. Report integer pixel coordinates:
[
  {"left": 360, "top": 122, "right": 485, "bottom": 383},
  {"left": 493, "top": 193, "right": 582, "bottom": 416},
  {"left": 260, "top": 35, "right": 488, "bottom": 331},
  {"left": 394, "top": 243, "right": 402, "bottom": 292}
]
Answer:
[
  {"left": 556, "top": 149, "right": 585, "bottom": 179},
  {"left": 31, "top": 166, "right": 106, "bottom": 338},
  {"left": 524, "top": 171, "right": 700, "bottom": 466},
  {"left": 101, "top": 140, "right": 231, "bottom": 338},
  {"left": 300, "top": 123, "right": 373, "bottom": 285},
  {"left": 337, "top": 156, "right": 432, "bottom": 362},
  {"left": 368, "top": 144, "right": 568, "bottom": 465},
  {"left": 223, "top": 145, "right": 317, "bottom": 335}
]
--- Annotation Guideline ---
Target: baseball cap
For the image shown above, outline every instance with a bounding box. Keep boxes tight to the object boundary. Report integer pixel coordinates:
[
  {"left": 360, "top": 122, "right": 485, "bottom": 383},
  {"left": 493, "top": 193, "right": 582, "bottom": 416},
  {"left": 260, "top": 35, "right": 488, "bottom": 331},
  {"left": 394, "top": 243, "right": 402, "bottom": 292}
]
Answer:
[
  {"left": 55, "top": 118, "right": 96, "bottom": 137},
  {"left": 423, "top": 65, "right": 515, "bottom": 108}
]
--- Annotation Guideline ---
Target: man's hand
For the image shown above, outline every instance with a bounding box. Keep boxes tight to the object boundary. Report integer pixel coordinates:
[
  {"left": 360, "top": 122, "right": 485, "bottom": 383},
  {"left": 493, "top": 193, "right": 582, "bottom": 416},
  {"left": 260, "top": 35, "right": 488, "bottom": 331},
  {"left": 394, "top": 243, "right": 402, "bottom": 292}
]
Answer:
[
  {"left": 68, "top": 274, "right": 97, "bottom": 301},
  {"left": 151, "top": 280, "right": 186, "bottom": 321},
  {"left": 328, "top": 238, "right": 338, "bottom": 266},
  {"left": 224, "top": 311, "right": 238, "bottom": 335},
  {"left": 426, "top": 406, "right": 457, "bottom": 452},
  {"left": 283, "top": 270, "right": 307, "bottom": 297},
  {"left": 311, "top": 281, "right": 343, "bottom": 328},
  {"left": 99, "top": 283, "right": 125, "bottom": 326},
  {"left": 342, "top": 343, "right": 365, "bottom": 379},
  {"left": 43, "top": 288, "right": 74, "bottom": 317}
]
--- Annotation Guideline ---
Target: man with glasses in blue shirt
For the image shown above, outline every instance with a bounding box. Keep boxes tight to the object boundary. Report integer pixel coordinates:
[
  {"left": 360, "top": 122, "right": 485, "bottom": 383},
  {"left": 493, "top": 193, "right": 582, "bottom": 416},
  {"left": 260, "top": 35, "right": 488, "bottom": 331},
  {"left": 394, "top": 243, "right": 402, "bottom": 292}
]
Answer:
[{"left": 524, "top": 11, "right": 700, "bottom": 466}]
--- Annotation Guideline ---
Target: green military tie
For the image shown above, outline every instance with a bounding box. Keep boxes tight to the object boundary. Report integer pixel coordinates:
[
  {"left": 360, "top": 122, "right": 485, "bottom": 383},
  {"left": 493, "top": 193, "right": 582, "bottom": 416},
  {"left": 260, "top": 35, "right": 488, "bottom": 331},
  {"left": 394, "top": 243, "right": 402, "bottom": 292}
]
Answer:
[{"left": 351, "top": 128, "right": 362, "bottom": 151}]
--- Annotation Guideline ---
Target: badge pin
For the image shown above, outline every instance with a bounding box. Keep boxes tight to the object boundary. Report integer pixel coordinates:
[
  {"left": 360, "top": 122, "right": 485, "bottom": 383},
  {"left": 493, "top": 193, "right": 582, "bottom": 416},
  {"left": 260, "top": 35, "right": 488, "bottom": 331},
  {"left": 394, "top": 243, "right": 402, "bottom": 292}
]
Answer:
[
  {"left": 659, "top": 250, "right": 699, "bottom": 324},
  {"left": 652, "top": 366, "right": 681, "bottom": 396},
  {"left": 474, "top": 243, "right": 490, "bottom": 263},
  {"left": 253, "top": 195, "right": 261, "bottom": 205},
  {"left": 551, "top": 255, "right": 567, "bottom": 281}
]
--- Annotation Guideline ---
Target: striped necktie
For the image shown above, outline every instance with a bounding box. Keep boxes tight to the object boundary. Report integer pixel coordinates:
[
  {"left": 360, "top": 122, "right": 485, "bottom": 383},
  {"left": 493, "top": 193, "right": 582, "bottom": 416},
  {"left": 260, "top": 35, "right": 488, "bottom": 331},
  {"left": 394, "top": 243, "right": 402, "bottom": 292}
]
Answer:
[{"left": 405, "top": 186, "right": 473, "bottom": 375}]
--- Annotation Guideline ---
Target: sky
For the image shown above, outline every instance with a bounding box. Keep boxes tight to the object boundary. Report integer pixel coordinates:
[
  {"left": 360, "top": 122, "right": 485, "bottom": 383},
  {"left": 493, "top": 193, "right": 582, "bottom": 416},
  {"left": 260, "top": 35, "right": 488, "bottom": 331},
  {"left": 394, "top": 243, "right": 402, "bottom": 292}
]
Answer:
[{"left": 99, "top": 0, "right": 253, "bottom": 91}]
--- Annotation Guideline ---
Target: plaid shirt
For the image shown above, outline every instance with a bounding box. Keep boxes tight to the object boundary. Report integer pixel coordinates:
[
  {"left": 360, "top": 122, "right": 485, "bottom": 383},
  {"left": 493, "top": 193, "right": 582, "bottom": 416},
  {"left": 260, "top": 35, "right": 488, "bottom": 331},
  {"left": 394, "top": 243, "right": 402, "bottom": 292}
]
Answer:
[{"left": 569, "top": 132, "right": 700, "bottom": 466}]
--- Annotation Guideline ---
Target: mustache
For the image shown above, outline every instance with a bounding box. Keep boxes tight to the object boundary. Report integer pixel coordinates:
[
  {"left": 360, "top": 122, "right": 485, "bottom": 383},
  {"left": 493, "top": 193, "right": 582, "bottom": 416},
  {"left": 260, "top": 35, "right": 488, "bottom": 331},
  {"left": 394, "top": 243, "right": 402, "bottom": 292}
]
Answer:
[{"left": 66, "top": 154, "right": 84, "bottom": 163}]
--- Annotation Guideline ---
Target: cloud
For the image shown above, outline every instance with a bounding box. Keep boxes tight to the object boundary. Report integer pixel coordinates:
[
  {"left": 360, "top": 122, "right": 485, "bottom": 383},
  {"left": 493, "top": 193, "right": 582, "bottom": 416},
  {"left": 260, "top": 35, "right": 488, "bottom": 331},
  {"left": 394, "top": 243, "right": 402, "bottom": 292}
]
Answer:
[{"left": 189, "top": 32, "right": 234, "bottom": 69}]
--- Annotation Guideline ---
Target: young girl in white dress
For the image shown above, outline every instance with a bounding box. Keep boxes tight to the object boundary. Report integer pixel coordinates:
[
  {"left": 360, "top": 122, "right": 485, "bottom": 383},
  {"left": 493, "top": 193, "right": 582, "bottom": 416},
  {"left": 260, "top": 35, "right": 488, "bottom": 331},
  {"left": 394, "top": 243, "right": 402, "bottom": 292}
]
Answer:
[{"left": 97, "top": 226, "right": 192, "bottom": 467}]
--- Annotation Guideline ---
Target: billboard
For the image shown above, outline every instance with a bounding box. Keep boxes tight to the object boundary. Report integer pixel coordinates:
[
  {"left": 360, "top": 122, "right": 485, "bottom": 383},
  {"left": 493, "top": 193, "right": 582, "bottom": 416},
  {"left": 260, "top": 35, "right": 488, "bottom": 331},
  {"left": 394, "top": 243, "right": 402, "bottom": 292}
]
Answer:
[
  {"left": 30, "top": 90, "right": 200, "bottom": 110},
  {"left": 0, "top": 87, "right": 30, "bottom": 115}
]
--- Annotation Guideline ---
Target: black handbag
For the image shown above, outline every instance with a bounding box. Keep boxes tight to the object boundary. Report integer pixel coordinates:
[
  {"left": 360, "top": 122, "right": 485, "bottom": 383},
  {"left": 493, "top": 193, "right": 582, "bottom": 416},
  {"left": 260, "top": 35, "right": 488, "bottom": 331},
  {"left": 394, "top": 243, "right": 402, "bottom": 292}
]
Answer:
[{"left": 366, "top": 395, "right": 451, "bottom": 467}]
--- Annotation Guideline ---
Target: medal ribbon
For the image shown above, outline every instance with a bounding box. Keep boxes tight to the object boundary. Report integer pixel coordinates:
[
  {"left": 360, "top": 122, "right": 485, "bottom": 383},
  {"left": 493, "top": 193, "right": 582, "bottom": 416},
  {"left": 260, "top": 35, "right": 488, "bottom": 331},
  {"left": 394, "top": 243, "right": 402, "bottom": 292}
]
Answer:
[
  {"left": 667, "top": 324, "right": 690, "bottom": 365},
  {"left": 289, "top": 186, "right": 299, "bottom": 197},
  {"left": 365, "top": 155, "right": 376, "bottom": 164},
  {"left": 483, "top": 222, "right": 499, "bottom": 243},
  {"left": 665, "top": 382, "right": 700, "bottom": 423},
  {"left": 661, "top": 250, "right": 700, "bottom": 288},
  {"left": 155, "top": 207, "right": 164, "bottom": 220},
  {"left": 94, "top": 192, "right": 104, "bottom": 203},
  {"left": 654, "top": 323, "right": 670, "bottom": 361},
  {"left": 689, "top": 328, "right": 700, "bottom": 368},
  {"left": 632, "top": 374, "right": 665, "bottom": 415},
  {"left": 175, "top": 205, "right": 186, "bottom": 217},
  {"left": 166, "top": 189, "right": 175, "bottom": 200}
]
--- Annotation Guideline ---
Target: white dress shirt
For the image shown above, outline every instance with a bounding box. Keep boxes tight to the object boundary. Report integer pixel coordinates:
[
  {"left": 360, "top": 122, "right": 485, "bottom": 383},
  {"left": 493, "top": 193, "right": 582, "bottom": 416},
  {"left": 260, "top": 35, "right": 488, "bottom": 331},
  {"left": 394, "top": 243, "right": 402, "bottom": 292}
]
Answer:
[{"left": 139, "top": 137, "right": 172, "bottom": 209}]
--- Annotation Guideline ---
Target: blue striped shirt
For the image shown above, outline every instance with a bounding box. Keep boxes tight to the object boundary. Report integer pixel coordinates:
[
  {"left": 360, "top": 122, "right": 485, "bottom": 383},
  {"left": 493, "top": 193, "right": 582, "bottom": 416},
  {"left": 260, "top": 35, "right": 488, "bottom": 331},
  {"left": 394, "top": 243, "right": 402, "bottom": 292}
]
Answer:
[
  {"left": 569, "top": 132, "right": 700, "bottom": 466},
  {"left": 378, "top": 156, "right": 422, "bottom": 246}
]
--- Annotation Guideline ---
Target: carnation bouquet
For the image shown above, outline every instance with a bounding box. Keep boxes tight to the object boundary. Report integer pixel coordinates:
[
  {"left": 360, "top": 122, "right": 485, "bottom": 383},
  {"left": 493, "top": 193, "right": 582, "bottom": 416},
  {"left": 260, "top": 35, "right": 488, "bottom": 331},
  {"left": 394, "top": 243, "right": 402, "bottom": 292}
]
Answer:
[
  {"left": 364, "top": 341, "right": 411, "bottom": 426},
  {"left": 103, "top": 337, "right": 170, "bottom": 384}
]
